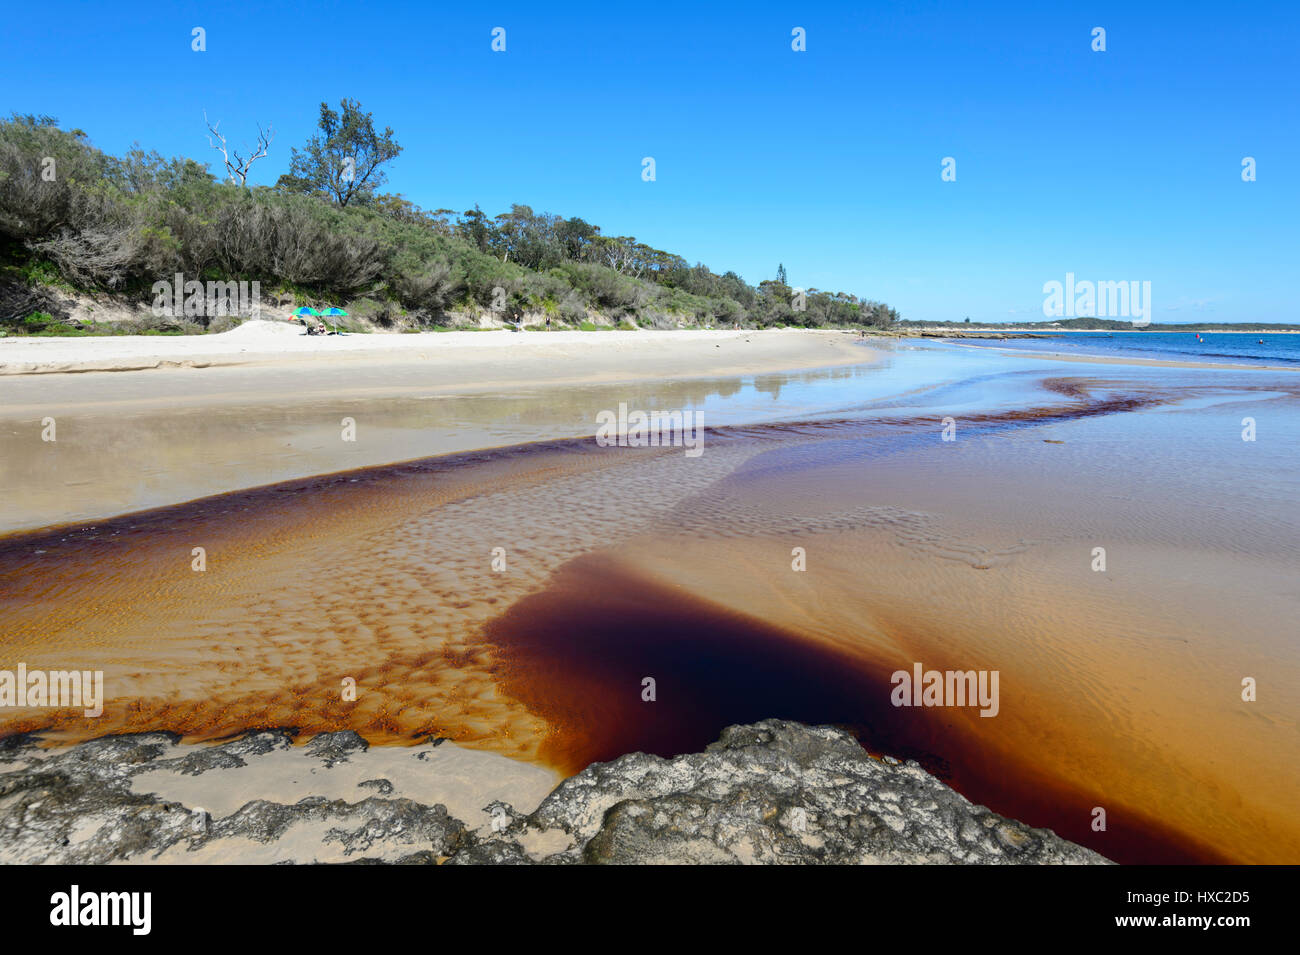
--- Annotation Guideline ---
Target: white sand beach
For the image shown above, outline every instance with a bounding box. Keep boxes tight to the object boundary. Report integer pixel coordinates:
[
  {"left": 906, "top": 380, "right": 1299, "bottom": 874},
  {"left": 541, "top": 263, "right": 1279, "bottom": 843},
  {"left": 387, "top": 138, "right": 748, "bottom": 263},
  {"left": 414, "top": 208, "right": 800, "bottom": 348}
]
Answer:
[{"left": 0, "top": 321, "right": 871, "bottom": 379}]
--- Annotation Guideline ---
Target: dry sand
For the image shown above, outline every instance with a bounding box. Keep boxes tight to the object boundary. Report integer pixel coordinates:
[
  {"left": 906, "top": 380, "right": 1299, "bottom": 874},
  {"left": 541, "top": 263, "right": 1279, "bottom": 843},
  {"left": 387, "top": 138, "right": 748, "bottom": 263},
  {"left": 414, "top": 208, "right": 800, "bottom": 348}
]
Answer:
[{"left": 0, "top": 321, "right": 869, "bottom": 379}]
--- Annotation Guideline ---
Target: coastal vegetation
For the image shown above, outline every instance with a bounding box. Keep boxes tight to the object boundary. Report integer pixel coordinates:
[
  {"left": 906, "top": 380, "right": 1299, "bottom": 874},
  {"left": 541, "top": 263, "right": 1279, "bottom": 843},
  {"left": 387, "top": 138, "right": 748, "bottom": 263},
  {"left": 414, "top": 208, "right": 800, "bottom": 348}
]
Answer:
[{"left": 0, "top": 109, "right": 898, "bottom": 334}]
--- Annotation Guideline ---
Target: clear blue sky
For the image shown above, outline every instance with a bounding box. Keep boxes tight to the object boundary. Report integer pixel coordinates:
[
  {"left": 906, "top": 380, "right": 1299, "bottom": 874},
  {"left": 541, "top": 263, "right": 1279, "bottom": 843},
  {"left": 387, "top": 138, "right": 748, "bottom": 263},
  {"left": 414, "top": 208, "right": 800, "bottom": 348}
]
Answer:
[{"left": 2, "top": 1, "right": 1296, "bottom": 323}]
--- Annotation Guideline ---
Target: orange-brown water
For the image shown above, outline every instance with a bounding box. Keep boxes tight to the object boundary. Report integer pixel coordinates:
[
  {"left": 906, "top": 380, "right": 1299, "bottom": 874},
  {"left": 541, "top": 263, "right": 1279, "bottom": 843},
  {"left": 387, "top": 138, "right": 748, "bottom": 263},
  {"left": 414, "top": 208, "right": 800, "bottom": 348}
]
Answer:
[
  {"left": 2, "top": 370, "right": 1297, "bottom": 863},
  {"left": 482, "top": 554, "right": 1226, "bottom": 864}
]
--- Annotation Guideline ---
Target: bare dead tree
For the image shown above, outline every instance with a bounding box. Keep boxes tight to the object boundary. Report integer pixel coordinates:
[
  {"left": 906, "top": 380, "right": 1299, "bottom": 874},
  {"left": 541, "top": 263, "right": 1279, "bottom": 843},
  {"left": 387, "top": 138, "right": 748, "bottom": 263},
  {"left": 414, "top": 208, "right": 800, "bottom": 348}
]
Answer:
[{"left": 203, "top": 112, "right": 274, "bottom": 187}]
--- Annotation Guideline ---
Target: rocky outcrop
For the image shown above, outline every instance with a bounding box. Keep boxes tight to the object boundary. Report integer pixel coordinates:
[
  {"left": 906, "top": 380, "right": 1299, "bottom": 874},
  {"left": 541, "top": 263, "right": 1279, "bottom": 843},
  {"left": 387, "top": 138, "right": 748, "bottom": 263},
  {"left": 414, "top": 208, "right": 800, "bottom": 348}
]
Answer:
[
  {"left": 0, "top": 720, "right": 1108, "bottom": 865},
  {"left": 0, "top": 730, "right": 468, "bottom": 864},
  {"left": 454, "top": 720, "right": 1108, "bottom": 865}
]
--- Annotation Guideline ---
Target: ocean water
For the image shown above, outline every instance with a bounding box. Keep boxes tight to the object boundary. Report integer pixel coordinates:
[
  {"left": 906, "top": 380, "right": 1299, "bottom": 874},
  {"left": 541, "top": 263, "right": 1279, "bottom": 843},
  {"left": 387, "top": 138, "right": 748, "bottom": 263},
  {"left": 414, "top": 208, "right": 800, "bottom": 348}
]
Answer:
[{"left": 952, "top": 330, "right": 1300, "bottom": 365}]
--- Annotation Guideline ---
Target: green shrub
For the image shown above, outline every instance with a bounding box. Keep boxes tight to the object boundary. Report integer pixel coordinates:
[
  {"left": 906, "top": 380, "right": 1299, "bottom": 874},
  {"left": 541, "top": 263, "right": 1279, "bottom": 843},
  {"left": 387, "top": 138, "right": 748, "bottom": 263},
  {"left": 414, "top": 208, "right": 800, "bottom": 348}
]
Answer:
[{"left": 0, "top": 114, "right": 898, "bottom": 333}]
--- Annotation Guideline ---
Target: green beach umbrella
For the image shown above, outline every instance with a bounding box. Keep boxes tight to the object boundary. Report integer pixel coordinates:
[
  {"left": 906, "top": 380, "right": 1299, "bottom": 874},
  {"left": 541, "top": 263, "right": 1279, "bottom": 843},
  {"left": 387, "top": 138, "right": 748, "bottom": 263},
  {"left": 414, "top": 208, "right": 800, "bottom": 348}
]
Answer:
[
  {"left": 320, "top": 307, "right": 348, "bottom": 333},
  {"left": 291, "top": 306, "right": 320, "bottom": 320}
]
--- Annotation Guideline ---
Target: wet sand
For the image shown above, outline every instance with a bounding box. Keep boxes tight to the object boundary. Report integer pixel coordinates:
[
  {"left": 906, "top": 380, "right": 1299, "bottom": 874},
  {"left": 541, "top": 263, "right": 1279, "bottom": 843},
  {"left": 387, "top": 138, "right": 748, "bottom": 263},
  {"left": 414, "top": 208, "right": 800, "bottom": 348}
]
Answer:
[
  {"left": 944, "top": 341, "right": 1298, "bottom": 372},
  {"left": 2, "top": 351, "right": 1297, "bottom": 864},
  {"left": 483, "top": 372, "right": 1300, "bottom": 864},
  {"left": 0, "top": 435, "right": 778, "bottom": 757},
  {"left": 0, "top": 331, "right": 875, "bottom": 532}
]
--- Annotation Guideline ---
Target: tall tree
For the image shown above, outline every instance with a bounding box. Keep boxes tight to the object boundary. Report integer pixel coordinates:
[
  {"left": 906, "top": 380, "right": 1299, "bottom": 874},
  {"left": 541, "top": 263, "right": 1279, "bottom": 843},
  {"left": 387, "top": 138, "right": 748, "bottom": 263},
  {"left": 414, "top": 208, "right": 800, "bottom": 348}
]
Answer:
[
  {"left": 777, "top": 263, "right": 788, "bottom": 285},
  {"left": 287, "top": 98, "right": 402, "bottom": 207}
]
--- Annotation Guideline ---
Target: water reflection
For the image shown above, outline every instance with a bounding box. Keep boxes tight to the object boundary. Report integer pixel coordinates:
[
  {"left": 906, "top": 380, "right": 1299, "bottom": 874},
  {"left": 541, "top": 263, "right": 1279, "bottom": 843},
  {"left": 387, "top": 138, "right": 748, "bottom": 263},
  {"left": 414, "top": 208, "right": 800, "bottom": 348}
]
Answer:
[{"left": 2, "top": 339, "right": 1292, "bottom": 534}]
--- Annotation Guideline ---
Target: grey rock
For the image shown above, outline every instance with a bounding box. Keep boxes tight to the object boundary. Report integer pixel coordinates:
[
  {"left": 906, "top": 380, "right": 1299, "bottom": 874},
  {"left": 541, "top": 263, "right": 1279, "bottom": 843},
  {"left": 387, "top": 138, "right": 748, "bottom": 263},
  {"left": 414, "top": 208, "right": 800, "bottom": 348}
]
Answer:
[
  {"left": 304, "top": 730, "right": 368, "bottom": 767},
  {"left": 443, "top": 840, "right": 539, "bottom": 866},
  {"left": 493, "top": 720, "right": 1110, "bottom": 865},
  {"left": 0, "top": 730, "right": 465, "bottom": 864},
  {"left": 358, "top": 778, "right": 395, "bottom": 796},
  {"left": 0, "top": 720, "right": 1108, "bottom": 865}
]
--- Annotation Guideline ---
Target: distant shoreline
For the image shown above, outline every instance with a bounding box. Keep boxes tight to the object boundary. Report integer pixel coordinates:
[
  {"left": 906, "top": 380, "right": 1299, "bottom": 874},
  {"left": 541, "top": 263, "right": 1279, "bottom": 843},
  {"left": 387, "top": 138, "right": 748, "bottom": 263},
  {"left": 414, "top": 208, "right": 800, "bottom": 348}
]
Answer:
[{"left": 897, "top": 327, "right": 1300, "bottom": 335}]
